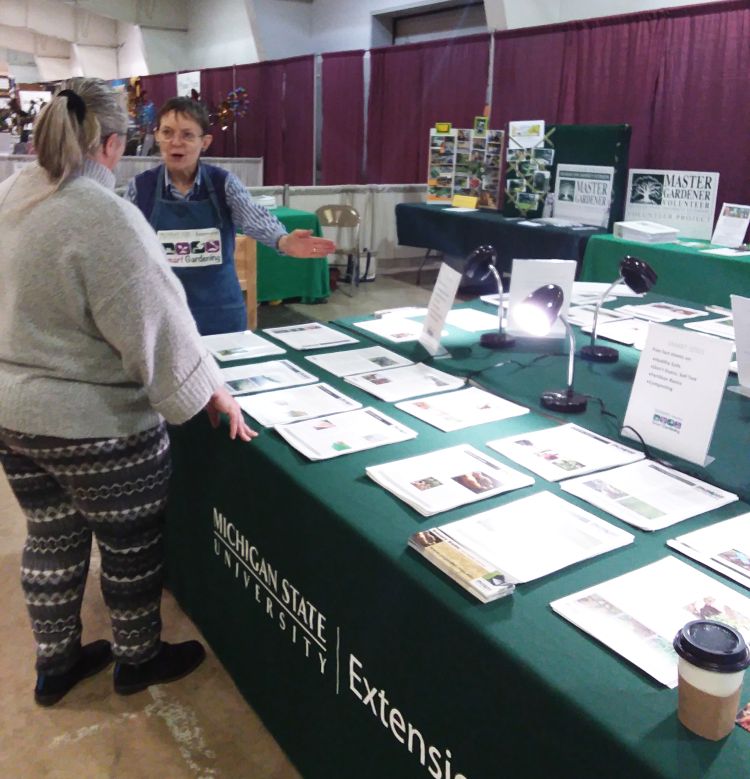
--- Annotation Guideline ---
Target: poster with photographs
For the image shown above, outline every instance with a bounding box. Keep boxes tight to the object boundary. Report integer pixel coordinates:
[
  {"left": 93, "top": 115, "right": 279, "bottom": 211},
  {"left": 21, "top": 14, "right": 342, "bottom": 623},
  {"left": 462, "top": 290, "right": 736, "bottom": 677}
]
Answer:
[
  {"left": 427, "top": 127, "right": 505, "bottom": 208},
  {"left": 505, "top": 144, "right": 555, "bottom": 217}
]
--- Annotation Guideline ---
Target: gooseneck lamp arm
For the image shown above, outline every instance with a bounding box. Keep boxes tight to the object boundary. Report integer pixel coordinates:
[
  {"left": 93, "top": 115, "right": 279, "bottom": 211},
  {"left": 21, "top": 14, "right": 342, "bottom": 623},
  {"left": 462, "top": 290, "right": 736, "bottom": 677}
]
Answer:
[
  {"left": 563, "top": 316, "right": 577, "bottom": 392},
  {"left": 486, "top": 264, "right": 504, "bottom": 334},
  {"left": 589, "top": 275, "right": 624, "bottom": 347}
]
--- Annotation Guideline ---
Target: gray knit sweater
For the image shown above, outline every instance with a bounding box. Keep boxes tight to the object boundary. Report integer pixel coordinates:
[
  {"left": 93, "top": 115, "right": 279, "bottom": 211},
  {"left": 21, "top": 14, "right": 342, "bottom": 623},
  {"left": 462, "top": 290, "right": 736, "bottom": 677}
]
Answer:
[{"left": 0, "top": 159, "right": 223, "bottom": 438}]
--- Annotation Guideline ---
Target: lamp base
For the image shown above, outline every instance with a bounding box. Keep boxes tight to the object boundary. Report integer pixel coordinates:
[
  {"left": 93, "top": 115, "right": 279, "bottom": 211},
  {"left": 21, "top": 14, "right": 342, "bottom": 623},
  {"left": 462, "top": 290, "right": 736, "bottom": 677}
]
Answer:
[
  {"left": 540, "top": 389, "right": 588, "bottom": 413},
  {"left": 579, "top": 344, "right": 619, "bottom": 363},
  {"left": 480, "top": 332, "right": 516, "bottom": 349}
]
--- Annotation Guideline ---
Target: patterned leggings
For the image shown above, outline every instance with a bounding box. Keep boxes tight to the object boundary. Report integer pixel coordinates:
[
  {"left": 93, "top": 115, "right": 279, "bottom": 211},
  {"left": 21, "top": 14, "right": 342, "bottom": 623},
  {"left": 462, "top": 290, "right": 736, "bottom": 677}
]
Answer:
[{"left": 0, "top": 423, "right": 171, "bottom": 675}]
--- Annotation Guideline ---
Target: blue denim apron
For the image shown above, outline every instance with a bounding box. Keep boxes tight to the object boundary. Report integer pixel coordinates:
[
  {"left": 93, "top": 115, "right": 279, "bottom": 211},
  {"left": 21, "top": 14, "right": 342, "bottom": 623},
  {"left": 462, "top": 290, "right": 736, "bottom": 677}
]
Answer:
[{"left": 149, "top": 166, "right": 246, "bottom": 335}]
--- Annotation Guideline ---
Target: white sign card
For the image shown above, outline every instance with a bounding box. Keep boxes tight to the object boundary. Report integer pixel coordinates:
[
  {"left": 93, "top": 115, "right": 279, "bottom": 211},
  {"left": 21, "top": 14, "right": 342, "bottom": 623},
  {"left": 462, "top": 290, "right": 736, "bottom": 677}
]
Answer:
[
  {"left": 553, "top": 164, "right": 615, "bottom": 227},
  {"left": 177, "top": 70, "right": 201, "bottom": 97},
  {"left": 711, "top": 203, "right": 750, "bottom": 248},
  {"left": 419, "top": 263, "right": 462, "bottom": 356},
  {"left": 622, "top": 323, "right": 733, "bottom": 465},
  {"left": 507, "top": 119, "right": 545, "bottom": 150},
  {"left": 729, "top": 294, "right": 750, "bottom": 397},
  {"left": 506, "top": 259, "right": 577, "bottom": 338},
  {"left": 624, "top": 169, "right": 719, "bottom": 240}
]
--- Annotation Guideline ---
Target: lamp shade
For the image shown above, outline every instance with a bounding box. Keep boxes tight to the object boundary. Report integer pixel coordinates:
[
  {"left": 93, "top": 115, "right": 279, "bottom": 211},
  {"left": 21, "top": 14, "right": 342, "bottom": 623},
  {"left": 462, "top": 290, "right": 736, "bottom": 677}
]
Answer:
[
  {"left": 464, "top": 245, "right": 498, "bottom": 283},
  {"left": 621, "top": 255, "right": 657, "bottom": 294},
  {"left": 514, "top": 284, "right": 565, "bottom": 337}
]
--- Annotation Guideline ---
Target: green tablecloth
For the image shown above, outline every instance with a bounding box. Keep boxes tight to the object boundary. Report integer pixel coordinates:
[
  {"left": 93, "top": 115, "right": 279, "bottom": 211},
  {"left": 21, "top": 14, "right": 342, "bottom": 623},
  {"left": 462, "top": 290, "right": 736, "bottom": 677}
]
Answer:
[
  {"left": 581, "top": 234, "right": 750, "bottom": 308},
  {"left": 396, "top": 202, "right": 604, "bottom": 281},
  {"left": 257, "top": 206, "right": 329, "bottom": 302},
  {"left": 166, "top": 298, "right": 750, "bottom": 779}
]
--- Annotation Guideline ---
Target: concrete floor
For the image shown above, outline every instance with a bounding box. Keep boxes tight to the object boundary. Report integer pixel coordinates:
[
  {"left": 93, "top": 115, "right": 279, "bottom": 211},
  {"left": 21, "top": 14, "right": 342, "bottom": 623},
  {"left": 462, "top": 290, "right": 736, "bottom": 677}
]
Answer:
[{"left": 0, "top": 272, "right": 432, "bottom": 779}]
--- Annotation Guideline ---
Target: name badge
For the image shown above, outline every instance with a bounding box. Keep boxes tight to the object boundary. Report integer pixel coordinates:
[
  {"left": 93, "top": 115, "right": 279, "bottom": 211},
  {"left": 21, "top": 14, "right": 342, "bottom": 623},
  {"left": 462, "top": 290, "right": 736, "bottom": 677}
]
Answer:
[{"left": 158, "top": 228, "right": 223, "bottom": 267}]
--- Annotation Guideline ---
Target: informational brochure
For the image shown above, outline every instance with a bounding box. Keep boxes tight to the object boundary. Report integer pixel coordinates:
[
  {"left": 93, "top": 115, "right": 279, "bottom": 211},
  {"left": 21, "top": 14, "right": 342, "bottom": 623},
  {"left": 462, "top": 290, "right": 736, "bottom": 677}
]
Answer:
[
  {"left": 220, "top": 359, "right": 317, "bottom": 396},
  {"left": 419, "top": 264, "right": 462, "bottom": 356},
  {"left": 614, "top": 301, "right": 706, "bottom": 322},
  {"left": 507, "top": 119, "right": 545, "bottom": 150},
  {"left": 683, "top": 315, "right": 735, "bottom": 339},
  {"left": 263, "top": 322, "right": 358, "bottom": 350},
  {"left": 275, "top": 407, "right": 417, "bottom": 461},
  {"left": 710, "top": 203, "right": 750, "bottom": 248},
  {"left": 237, "top": 383, "right": 361, "bottom": 427},
  {"left": 444, "top": 308, "right": 501, "bottom": 333},
  {"left": 567, "top": 305, "right": 632, "bottom": 329},
  {"left": 506, "top": 258, "right": 577, "bottom": 338},
  {"left": 345, "top": 363, "right": 464, "bottom": 402},
  {"left": 571, "top": 281, "right": 644, "bottom": 302},
  {"left": 553, "top": 164, "right": 615, "bottom": 227},
  {"left": 409, "top": 491, "right": 634, "bottom": 603},
  {"left": 353, "top": 317, "right": 443, "bottom": 344},
  {"left": 373, "top": 306, "right": 428, "bottom": 319},
  {"left": 396, "top": 386, "right": 528, "bottom": 432},
  {"left": 581, "top": 317, "right": 650, "bottom": 349},
  {"left": 730, "top": 294, "right": 750, "bottom": 397},
  {"left": 624, "top": 169, "right": 720, "bottom": 240},
  {"left": 202, "top": 330, "right": 285, "bottom": 362},
  {"left": 560, "top": 460, "right": 737, "bottom": 531},
  {"left": 304, "top": 346, "right": 413, "bottom": 377},
  {"left": 366, "top": 444, "right": 534, "bottom": 517},
  {"left": 488, "top": 423, "right": 644, "bottom": 482},
  {"left": 668, "top": 512, "right": 750, "bottom": 589},
  {"left": 621, "top": 323, "right": 733, "bottom": 465},
  {"left": 551, "top": 556, "right": 750, "bottom": 687}
]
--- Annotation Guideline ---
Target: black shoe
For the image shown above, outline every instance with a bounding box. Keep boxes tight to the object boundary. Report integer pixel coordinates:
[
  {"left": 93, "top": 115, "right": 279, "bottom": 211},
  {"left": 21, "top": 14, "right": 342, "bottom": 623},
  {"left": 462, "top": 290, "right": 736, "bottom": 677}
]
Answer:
[
  {"left": 113, "top": 640, "right": 206, "bottom": 695},
  {"left": 34, "top": 640, "right": 113, "bottom": 707}
]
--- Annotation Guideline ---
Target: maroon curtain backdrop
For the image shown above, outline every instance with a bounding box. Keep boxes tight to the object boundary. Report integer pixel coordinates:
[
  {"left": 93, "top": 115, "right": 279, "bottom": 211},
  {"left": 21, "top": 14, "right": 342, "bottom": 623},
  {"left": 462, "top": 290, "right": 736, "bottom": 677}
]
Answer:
[
  {"left": 234, "top": 62, "right": 265, "bottom": 159},
  {"left": 321, "top": 50, "right": 365, "bottom": 185},
  {"left": 281, "top": 55, "right": 315, "bottom": 185},
  {"left": 367, "top": 34, "right": 490, "bottom": 183},
  {"left": 140, "top": 73, "right": 177, "bottom": 124},
  {"left": 200, "top": 66, "right": 235, "bottom": 157}
]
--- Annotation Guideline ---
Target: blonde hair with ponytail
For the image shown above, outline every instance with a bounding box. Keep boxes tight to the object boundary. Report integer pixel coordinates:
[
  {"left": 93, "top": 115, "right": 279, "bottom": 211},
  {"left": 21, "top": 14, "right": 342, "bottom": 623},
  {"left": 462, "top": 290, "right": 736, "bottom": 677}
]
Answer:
[{"left": 34, "top": 77, "right": 128, "bottom": 186}]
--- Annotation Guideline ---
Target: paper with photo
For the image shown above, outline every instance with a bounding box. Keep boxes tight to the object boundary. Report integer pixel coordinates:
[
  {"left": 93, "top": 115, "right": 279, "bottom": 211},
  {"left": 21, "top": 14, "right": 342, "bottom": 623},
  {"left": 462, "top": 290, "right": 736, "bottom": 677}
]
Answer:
[
  {"left": 710, "top": 203, "right": 750, "bottom": 248},
  {"left": 304, "top": 346, "right": 412, "bottom": 377},
  {"left": 560, "top": 459, "right": 737, "bottom": 531},
  {"left": 621, "top": 323, "right": 732, "bottom": 465},
  {"left": 582, "top": 317, "right": 650, "bottom": 349},
  {"left": 353, "top": 317, "right": 445, "bottom": 343},
  {"left": 237, "top": 383, "right": 361, "bottom": 427},
  {"left": 263, "top": 322, "right": 358, "bottom": 350},
  {"left": 506, "top": 259, "right": 577, "bottom": 338},
  {"left": 345, "top": 363, "right": 464, "bottom": 402},
  {"left": 202, "top": 330, "right": 285, "bottom": 362},
  {"left": 571, "top": 281, "right": 644, "bottom": 300},
  {"left": 614, "top": 301, "right": 706, "bottom": 322},
  {"left": 275, "top": 407, "right": 417, "bottom": 461},
  {"left": 220, "top": 359, "right": 317, "bottom": 396},
  {"left": 567, "top": 305, "right": 632, "bottom": 329},
  {"left": 551, "top": 556, "right": 750, "bottom": 687},
  {"left": 411, "top": 491, "right": 633, "bottom": 601},
  {"left": 419, "top": 264, "right": 462, "bottom": 356},
  {"left": 366, "top": 444, "right": 534, "bottom": 517},
  {"left": 668, "top": 512, "right": 750, "bottom": 589},
  {"left": 553, "top": 164, "right": 614, "bottom": 227},
  {"left": 396, "top": 386, "right": 528, "bottom": 432},
  {"left": 730, "top": 295, "right": 750, "bottom": 395},
  {"left": 488, "top": 423, "right": 644, "bottom": 482},
  {"left": 507, "top": 119, "right": 545, "bottom": 149},
  {"left": 683, "top": 315, "right": 735, "bottom": 339}
]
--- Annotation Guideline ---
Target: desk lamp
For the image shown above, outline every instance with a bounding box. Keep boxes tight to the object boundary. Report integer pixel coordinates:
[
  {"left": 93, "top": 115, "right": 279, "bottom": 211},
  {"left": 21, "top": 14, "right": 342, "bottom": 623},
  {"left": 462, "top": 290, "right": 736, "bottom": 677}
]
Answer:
[
  {"left": 579, "top": 255, "right": 657, "bottom": 363},
  {"left": 514, "top": 283, "right": 587, "bottom": 413},
  {"left": 464, "top": 245, "right": 515, "bottom": 349}
]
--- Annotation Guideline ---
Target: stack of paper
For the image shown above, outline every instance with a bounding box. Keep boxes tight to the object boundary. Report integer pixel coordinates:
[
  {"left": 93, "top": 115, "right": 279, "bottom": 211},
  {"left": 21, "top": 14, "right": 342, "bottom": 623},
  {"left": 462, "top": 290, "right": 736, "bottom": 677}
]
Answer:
[
  {"left": 220, "top": 359, "right": 317, "bottom": 395},
  {"left": 275, "top": 407, "right": 417, "bottom": 461},
  {"left": 352, "top": 317, "right": 426, "bottom": 343},
  {"left": 560, "top": 459, "right": 737, "bottom": 531},
  {"left": 613, "top": 220, "right": 679, "bottom": 243},
  {"left": 263, "top": 323, "right": 358, "bottom": 350},
  {"left": 396, "top": 387, "right": 528, "bottom": 432},
  {"left": 551, "top": 557, "right": 750, "bottom": 687},
  {"left": 345, "top": 363, "right": 464, "bottom": 402},
  {"left": 304, "top": 346, "right": 412, "bottom": 377},
  {"left": 614, "top": 301, "right": 705, "bottom": 322},
  {"left": 366, "top": 444, "right": 534, "bottom": 516},
  {"left": 202, "top": 330, "right": 285, "bottom": 362},
  {"left": 668, "top": 512, "right": 750, "bottom": 589},
  {"left": 409, "top": 491, "right": 634, "bottom": 602},
  {"left": 238, "top": 383, "right": 361, "bottom": 427},
  {"left": 488, "top": 424, "right": 643, "bottom": 481}
]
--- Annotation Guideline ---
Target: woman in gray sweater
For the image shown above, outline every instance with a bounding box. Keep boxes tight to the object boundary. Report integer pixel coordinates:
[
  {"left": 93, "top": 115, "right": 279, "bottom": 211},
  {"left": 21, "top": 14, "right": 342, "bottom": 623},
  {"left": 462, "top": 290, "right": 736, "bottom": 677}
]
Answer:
[{"left": 0, "top": 78, "right": 255, "bottom": 706}]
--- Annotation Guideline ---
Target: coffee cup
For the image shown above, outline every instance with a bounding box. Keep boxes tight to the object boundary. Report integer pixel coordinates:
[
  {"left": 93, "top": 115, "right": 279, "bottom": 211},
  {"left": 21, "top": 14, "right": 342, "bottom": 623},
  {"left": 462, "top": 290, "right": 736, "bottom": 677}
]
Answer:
[{"left": 673, "top": 619, "right": 750, "bottom": 740}]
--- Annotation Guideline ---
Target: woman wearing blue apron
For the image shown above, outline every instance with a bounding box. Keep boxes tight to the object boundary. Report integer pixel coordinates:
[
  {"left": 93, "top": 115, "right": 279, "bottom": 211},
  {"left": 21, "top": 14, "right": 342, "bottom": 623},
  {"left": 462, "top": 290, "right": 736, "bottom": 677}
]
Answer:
[{"left": 127, "top": 97, "right": 335, "bottom": 336}]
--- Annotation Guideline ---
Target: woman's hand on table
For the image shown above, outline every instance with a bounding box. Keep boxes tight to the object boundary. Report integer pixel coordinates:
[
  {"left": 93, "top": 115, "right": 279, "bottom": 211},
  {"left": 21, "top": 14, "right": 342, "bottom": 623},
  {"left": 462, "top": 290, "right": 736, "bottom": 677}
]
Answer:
[
  {"left": 205, "top": 386, "right": 258, "bottom": 442},
  {"left": 278, "top": 229, "right": 336, "bottom": 259}
]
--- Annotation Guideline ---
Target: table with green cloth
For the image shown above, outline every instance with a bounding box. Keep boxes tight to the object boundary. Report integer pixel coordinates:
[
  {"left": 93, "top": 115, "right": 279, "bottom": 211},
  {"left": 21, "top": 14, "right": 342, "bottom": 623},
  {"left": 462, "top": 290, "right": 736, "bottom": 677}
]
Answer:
[
  {"left": 581, "top": 234, "right": 750, "bottom": 308},
  {"left": 256, "top": 206, "right": 329, "bottom": 302},
  {"left": 166, "top": 295, "right": 750, "bottom": 779},
  {"left": 396, "top": 202, "right": 605, "bottom": 281}
]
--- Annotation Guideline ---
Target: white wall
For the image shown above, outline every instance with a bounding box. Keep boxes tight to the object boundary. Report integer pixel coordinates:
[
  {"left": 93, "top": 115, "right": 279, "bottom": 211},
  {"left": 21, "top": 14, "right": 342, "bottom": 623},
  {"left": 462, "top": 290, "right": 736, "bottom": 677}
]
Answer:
[
  {"left": 186, "top": 0, "right": 259, "bottom": 69},
  {"left": 249, "top": 0, "right": 314, "bottom": 61},
  {"left": 139, "top": 28, "right": 189, "bottom": 74},
  {"left": 117, "top": 23, "right": 148, "bottom": 78},
  {"left": 72, "top": 43, "right": 119, "bottom": 79},
  {"left": 35, "top": 57, "right": 73, "bottom": 82}
]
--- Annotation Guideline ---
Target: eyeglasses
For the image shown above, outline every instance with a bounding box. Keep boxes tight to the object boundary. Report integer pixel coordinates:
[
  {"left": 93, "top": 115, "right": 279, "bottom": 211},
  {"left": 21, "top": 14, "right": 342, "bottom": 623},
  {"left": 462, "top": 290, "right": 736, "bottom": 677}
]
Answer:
[{"left": 156, "top": 128, "right": 204, "bottom": 143}]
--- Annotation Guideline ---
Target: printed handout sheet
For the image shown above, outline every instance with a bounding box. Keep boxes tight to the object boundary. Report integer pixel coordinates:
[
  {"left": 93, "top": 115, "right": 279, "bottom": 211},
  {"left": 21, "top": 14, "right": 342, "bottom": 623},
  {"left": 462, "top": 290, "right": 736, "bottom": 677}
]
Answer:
[
  {"left": 238, "top": 383, "right": 361, "bottom": 427},
  {"left": 202, "top": 330, "right": 285, "bottom": 362},
  {"left": 263, "top": 323, "right": 358, "bottom": 350},
  {"left": 304, "top": 346, "right": 413, "bottom": 377},
  {"left": 345, "top": 363, "right": 464, "bottom": 402},
  {"left": 220, "top": 359, "right": 317, "bottom": 395}
]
